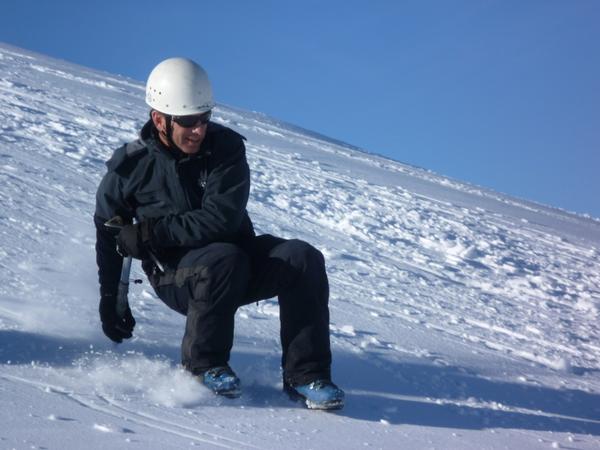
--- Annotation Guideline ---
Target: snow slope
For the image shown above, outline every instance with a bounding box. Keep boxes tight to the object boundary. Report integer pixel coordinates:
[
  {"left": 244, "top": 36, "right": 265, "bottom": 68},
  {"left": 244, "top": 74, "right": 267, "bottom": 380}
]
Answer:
[{"left": 1, "top": 43, "right": 600, "bottom": 449}]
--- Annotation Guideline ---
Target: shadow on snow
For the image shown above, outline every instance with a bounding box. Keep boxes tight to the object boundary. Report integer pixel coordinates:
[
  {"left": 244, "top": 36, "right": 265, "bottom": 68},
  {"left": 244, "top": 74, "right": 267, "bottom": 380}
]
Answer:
[
  {"left": 0, "top": 329, "right": 180, "bottom": 367},
  {"left": 333, "top": 351, "right": 600, "bottom": 435},
  {"left": 2, "top": 329, "right": 599, "bottom": 435}
]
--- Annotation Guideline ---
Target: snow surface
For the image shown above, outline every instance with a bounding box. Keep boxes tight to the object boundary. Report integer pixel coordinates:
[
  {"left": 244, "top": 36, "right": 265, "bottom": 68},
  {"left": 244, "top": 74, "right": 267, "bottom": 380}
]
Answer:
[{"left": 1, "top": 42, "right": 600, "bottom": 449}]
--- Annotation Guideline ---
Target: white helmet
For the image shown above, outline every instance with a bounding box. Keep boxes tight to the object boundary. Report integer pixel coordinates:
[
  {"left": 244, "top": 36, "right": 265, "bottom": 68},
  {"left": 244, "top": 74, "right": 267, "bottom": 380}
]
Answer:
[{"left": 145, "top": 57, "right": 215, "bottom": 116}]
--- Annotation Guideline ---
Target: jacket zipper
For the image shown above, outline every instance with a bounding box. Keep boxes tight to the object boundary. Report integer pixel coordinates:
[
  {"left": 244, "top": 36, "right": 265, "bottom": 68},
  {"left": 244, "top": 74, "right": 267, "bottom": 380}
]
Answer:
[
  {"left": 173, "top": 160, "right": 193, "bottom": 211},
  {"left": 174, "top": 153, "right": 210, "bottom": 211}
]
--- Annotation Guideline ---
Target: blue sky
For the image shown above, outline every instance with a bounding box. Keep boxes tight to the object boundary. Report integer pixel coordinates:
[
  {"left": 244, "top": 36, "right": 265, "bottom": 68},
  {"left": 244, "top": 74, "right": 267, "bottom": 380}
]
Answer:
[{"left": 2, "top": 1, "right": 599, "bottom": 217}]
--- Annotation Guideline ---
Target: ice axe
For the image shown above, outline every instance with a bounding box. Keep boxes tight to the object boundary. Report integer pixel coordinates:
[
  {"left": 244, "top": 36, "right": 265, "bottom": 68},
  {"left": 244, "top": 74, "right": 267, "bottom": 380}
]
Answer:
[
  {"left": 104, "top": 216, "right": 135, "bottom": 320},
  {"left": 104, "top": 216, "right": 165, "bottom": 319}
]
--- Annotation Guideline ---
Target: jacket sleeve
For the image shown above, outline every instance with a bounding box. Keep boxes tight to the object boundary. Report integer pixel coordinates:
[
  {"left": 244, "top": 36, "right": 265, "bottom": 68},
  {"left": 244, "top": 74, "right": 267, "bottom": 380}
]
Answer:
[
  {"left": 94, "top": 163, "right": 132, "bottom": 296},
  {"left": 150, "top": 140, "right": 250, "bottom": 248},
  {"left": 94, "top": 214, "right": 123, "bottom": 297}
]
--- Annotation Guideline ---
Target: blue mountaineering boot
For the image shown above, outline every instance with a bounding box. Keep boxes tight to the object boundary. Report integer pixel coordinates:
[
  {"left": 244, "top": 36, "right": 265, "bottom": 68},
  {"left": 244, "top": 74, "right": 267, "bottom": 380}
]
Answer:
[
  {"left": 200, "top": 366, "right": 241, "bottom": 398},
  {"left": 284, "top": 379, "right": 345, "bottom": 410}
]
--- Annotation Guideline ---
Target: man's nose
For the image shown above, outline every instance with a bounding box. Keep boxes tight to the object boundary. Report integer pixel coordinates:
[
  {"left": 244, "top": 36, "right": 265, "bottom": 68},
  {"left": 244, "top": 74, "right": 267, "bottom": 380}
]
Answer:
[{"left": 191, "top": 124, "right": 206, "bottom": 134}]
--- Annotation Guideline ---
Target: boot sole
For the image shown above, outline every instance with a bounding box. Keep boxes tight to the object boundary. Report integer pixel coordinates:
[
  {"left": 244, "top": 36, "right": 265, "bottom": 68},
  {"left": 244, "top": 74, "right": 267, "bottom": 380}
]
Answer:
[
  {"left": 215, "top": 387, "right": 242, "bottom": 399},
  {"left": 209, "top": 382, "right": 241, "bottom": 398},
  {"left": 284, "top": 384, "right": 344, "bottom": 410}
]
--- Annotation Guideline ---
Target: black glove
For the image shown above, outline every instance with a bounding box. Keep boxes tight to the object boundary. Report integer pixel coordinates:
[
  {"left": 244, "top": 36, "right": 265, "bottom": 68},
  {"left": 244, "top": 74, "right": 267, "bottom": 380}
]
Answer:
[
  {"left": 116, "top": 221, "right": 154, "bottom": 260},
  {"left": 99, "top": 295, "right": 136, "bottom": 343}
]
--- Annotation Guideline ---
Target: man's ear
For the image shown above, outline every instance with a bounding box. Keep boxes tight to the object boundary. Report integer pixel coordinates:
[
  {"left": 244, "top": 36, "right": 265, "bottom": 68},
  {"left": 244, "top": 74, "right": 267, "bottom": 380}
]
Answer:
[{"left": 150, "top": 110, "right": 165, "bottom": 132}]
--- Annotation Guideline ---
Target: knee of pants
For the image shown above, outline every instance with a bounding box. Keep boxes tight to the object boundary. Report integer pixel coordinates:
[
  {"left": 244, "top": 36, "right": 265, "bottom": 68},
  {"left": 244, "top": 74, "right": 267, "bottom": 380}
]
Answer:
[{"left": 275, "top": 239, "right": 325, "bottom": 271}]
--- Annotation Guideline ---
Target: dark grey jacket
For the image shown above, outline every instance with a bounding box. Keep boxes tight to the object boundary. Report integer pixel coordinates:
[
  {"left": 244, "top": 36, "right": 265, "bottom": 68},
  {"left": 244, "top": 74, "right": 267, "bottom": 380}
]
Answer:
[{"left": 95, "top": 120, "right": 255, "bottom": 296}]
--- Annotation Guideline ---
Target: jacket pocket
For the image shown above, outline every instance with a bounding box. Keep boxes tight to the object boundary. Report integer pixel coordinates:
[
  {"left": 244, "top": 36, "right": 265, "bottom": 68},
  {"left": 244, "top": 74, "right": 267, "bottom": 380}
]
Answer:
[{"left": 135, "top": 189, "right": 165, "bottom": 208}]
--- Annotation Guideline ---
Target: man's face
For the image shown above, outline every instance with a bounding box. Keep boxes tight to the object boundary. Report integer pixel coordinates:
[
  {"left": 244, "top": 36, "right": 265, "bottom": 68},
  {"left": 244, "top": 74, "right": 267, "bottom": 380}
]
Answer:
[{"left": 152, "top": 111, "right": 209, "bottom": 154}]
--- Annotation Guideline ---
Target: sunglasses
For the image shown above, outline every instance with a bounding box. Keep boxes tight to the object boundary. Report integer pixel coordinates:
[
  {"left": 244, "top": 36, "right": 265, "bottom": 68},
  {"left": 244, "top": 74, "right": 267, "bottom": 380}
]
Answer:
[{"left": 170, "top": 110, "right": 212, "bottom": 128}]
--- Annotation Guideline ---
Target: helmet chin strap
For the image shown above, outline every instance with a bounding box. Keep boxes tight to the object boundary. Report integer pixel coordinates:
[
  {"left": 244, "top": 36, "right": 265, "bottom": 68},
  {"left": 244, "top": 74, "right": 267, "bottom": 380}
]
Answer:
[
  {"left": 163, "top": 115, "right": 177, "bottom": 149},
  {"left": 156, "top": 113, "right": 181, "bottom": 152}
]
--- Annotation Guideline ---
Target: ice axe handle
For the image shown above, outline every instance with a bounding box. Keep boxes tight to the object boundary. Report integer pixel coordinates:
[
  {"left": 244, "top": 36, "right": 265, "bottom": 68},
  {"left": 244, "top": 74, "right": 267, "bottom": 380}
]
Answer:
[
  {"left": 116, "top": 256, "right": 132, "bottom": 319},
  {"left": 104, "top": 216, "right": 132, "bottom": 320}
]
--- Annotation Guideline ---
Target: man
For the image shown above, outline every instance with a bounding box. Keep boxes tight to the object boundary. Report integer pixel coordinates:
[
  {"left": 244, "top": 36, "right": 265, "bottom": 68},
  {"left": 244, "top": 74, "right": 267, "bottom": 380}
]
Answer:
[{"left": 94, "top": 57, "right": 344, "bottom": 410}]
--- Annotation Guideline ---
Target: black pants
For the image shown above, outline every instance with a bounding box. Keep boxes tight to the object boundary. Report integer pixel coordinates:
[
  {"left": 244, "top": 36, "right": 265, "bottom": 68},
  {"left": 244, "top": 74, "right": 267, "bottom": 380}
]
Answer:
[{"left": 147, "top": 234, "right": 332, "bottom": 386}]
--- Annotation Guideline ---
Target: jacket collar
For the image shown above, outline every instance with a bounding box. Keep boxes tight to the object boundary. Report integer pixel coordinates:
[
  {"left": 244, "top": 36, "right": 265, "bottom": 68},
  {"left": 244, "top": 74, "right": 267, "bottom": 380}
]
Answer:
[{"left": 139, "top": 119, "right": 212, "bottom": 161}]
